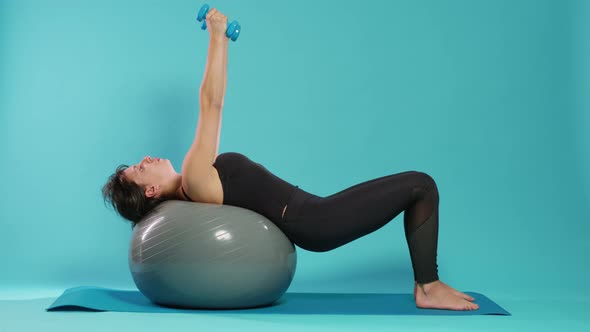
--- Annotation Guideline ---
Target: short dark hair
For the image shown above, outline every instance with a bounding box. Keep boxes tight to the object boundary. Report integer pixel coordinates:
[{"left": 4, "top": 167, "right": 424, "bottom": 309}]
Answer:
[{"left": 101, "top": 164, "right": 166, "bottom": 230}]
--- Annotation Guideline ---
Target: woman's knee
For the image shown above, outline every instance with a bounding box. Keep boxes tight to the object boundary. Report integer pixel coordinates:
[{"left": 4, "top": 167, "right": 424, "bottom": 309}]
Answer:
[{"left": 410, "top": 171, "right": 439, "bottom": 195}]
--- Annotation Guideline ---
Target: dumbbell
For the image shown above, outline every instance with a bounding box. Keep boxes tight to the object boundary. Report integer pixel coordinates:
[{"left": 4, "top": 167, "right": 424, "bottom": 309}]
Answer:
[{"left": 196, "top": 4, "right": 241, "bottom": 41}]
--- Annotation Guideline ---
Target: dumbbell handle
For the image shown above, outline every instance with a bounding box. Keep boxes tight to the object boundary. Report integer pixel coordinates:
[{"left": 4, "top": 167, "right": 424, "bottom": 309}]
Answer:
[{"left": 196, "top": 4, "right": 241, "bottom": 42}]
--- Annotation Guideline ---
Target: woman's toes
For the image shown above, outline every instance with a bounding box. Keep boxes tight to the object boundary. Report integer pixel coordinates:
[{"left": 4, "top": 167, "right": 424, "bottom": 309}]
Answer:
[{"left": 457, "top": 291, "right": 474, "bottom": 301}]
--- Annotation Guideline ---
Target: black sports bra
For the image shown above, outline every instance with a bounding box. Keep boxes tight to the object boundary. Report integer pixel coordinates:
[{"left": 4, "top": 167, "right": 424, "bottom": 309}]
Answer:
[{"left": 182, "top": 152, "right": 300, "bottom": 223}]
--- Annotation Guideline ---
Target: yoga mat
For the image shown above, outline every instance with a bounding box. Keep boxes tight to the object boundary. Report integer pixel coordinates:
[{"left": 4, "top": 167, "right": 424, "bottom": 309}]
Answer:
[{"left": 46, "top": 286, "right": 510, "bottom": 315}]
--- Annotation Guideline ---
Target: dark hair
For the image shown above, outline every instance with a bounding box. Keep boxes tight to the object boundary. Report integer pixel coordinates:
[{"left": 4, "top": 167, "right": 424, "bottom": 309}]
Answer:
[{"left": 101, "top": 164, "right": 166, "bottom": 230}]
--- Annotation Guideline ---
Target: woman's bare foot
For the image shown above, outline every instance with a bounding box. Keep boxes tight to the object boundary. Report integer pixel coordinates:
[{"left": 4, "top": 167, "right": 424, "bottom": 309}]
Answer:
[
  {"left": 414, "top": 280, "right": 479, "bottom": 311},
  {"left": 414, "top": 280, "right": 475, "bottom": 302}
]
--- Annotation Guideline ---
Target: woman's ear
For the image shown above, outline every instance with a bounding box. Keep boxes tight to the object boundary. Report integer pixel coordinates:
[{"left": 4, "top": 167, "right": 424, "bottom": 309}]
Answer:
[{"left": 145, "top": 184, "right": 159, "bottom": 198}]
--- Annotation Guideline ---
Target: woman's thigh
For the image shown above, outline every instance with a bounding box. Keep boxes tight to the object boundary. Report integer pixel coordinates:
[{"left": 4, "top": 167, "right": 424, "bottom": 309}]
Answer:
[{"left": 282, "top": 171, "right": 431, "bottom": 251}]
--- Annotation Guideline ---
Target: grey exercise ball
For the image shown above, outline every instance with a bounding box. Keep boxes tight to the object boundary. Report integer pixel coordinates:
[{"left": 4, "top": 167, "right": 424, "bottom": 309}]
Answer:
[{"left": 129, "top": 200, "right": 297, "bottom": 309}]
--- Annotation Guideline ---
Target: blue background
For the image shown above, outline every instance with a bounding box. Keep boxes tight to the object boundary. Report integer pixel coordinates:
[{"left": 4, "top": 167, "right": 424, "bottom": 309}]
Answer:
[{"left": 1, "top": 0, "right": 588, "bottom": 330}]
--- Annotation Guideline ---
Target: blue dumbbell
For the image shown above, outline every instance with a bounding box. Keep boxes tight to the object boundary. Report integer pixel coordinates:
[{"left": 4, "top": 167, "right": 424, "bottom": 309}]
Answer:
[{"left": 196, "top": 4, "right": 241, "bottom": 41}]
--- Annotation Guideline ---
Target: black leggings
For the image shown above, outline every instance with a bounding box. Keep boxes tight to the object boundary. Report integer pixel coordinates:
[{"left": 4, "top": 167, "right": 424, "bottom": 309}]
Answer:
[{"left": 281, "top": 171, "right": 440, "bottom": 284}]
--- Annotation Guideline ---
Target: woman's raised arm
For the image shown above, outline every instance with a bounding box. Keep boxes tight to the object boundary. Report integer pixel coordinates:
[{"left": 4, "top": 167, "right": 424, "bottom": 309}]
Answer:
[
  {"left": 199, "top": 8, "right": 229, "bottom": 108},
  {"left": 181, "top": 9, "right": 230, "bottom": 203}
]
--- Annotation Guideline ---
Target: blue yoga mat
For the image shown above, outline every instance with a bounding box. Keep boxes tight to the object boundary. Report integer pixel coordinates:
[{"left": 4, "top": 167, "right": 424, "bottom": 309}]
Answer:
[{"left": 46, "top": 286, "right": 510, "bottom": 315}]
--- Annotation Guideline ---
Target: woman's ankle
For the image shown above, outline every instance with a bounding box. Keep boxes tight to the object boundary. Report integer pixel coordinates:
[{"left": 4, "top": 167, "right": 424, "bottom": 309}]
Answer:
[{"left": 417, "top": 279, "right": 440, "bottom": 292}]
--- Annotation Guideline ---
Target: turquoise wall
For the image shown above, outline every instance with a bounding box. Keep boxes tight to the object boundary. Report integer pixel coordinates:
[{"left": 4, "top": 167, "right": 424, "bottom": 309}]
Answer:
[{"left": 1, "top": 0, "right": 588, "bottom": 299}]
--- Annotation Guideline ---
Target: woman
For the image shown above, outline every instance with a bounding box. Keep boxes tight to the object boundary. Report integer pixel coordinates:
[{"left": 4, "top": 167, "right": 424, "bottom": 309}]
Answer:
[{"left": 102, "top": 8, "right": 479, "bottom": 311}]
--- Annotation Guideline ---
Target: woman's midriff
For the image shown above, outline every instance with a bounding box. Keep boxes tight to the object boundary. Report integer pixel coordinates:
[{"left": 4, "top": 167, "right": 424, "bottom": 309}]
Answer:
[
  {"left": 214, "top": 165, "right": 289, "bottom": 219},
  {"left": 281, "top": 185, "right": 299, "bottom": 220}
]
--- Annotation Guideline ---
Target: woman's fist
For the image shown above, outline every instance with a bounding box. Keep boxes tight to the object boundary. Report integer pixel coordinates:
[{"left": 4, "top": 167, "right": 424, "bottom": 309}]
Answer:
[{"left": 206, "top": 8, "right": 228, "bottom": 39}]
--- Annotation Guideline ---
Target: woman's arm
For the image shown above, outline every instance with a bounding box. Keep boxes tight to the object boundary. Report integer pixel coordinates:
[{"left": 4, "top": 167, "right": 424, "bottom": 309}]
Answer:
[
  {"left": 199, "top": 35, "right": 228, "bottom": 108},
  {"left": 181, "top": 33, "right": 229, "bottom": 203}
]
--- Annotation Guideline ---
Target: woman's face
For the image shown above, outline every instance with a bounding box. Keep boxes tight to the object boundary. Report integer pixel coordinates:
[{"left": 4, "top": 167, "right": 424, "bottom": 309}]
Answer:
[{"left": 124, "top": 156, "right": 176, "bottom": 197}]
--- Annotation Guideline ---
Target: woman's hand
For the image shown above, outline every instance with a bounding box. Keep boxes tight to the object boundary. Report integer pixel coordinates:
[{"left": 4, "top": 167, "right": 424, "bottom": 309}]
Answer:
[{"left": 206, "top": 8, "right": 228, "bottom": 40}]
